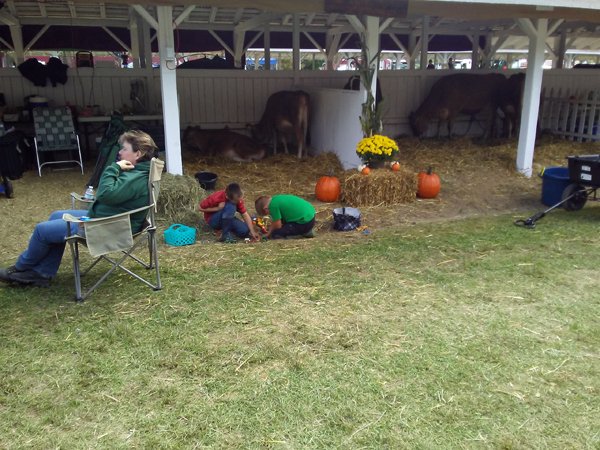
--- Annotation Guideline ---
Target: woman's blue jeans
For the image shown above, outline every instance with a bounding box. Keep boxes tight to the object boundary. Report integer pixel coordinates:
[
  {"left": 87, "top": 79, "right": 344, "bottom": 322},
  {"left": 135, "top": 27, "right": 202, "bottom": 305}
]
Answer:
[
  {"left": 208, "top": 202, "right": 249, "bottom": 238},
  {"left": 16, "top": 209, "right": 87, "bottom": 278}
]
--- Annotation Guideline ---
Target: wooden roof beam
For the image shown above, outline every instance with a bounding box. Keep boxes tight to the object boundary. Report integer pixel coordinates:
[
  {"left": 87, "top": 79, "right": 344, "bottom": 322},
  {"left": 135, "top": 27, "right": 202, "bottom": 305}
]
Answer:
[
  {"left": 133, "top": 4, "right": 158, "bottom": 30},
  {"left": 174, "top": 5, "right": 196, "bottom": 27},
  {"left": 233, "top": 8, "right": 245, "bottom": 24},
  {"left": 102, "top": 26, "right": 131, "bottom": 52},
  {"left": 25, "top": 24, "right": 50, "bottom": 52},
  {"left": 68, "top": 2, "right": 77, "bottom": 19},
  {"left": 0, "top": 9, "right": 18, "bottom": 26},
  {"left": 6, "top": 1, "right": 17, "bottom": 16},
  {"left": 209, "top": 7, "right": 218, "bottom": 23}
]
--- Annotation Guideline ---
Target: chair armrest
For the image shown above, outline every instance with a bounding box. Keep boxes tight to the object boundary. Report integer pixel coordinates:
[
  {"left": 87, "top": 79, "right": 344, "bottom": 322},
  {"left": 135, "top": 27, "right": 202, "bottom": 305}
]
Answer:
[
  {"left": 70, "top": 192, "right": 94, "bottom": 205},
  {"left": 63, "top": 203, "right": 153, "bottom": 226}
]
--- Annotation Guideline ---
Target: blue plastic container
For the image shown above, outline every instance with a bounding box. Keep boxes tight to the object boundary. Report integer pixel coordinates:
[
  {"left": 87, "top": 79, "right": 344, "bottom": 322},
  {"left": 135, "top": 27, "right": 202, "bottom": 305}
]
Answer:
[{"left": 541, "top": 167, "right": 570, "bottom": 206}]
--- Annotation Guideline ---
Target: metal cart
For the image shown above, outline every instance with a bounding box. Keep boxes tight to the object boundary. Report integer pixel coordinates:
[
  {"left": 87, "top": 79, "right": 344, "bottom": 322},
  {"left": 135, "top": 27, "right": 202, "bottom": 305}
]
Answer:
[{"left": 515, "top": 154, "right": 600, "bottom": 228}]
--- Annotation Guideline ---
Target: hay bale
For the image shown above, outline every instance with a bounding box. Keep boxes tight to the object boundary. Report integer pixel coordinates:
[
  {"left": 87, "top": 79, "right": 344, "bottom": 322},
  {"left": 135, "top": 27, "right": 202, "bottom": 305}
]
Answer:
[
  {"left": 342, "top": 168, "right": 417, "bottom": 206},
  {"left": 157, "top": 173, "right": 205, "bottom": 226}
]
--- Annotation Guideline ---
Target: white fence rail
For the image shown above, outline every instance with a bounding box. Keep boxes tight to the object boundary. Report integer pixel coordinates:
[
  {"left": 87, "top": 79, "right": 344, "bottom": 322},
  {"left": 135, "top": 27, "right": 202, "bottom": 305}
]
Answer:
[
  {"left": 0, "top": 67, "right": 599, "bottom": 137},
  {"left": 540, "top": 87, "right": 600, "bottom": 142}
]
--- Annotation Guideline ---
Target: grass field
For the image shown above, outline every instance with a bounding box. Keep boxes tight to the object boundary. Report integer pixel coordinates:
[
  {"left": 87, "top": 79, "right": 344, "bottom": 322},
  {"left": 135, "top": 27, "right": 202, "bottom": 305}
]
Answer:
[{"left": 1, "top": 208, "right": 598, "bottom": 448}]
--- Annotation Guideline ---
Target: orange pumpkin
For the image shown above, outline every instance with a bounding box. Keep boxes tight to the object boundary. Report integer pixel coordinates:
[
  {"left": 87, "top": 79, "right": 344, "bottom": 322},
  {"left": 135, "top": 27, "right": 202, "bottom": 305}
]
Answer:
[
  {"left": 391, "top": 162, "right": 400, "bottom": 171},
  {"left": 417, "top": 167, "right": 441, "bottom": 198},
  {"left": 361, "top": 167, "right": 371, "bottom": 175},
  {"left": 315, "top": 175, "right": 341, "bottom": 202}
]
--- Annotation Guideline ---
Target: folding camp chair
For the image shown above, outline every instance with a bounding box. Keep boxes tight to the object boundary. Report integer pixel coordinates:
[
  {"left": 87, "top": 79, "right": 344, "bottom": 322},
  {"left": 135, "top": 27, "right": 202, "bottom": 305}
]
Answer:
[
  {"left": 33, "top": 106, "right": 83, "bottom": 176},
  {"left": 63, "top": 158, "right": 164, "bottom": 301}
]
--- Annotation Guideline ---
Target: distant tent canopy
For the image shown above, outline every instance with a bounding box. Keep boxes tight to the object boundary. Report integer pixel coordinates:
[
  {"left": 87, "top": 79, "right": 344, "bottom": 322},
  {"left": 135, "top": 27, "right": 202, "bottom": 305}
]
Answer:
[{"left": 0, "top": 25, "right": 482, "bottom": 54}]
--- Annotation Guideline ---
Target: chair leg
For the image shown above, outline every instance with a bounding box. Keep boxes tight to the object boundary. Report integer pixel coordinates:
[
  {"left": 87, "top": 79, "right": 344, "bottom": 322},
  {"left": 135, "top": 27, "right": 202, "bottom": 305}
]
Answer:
[
  {"left": 69, "top": 240, "right": 83, "bottom": 301},
  {"left": 76, "top": 135, "right": 84, "bottom": 174},
  {"left": 147, "top": 232, "right": 154, "bottom": 269},
  {"left": 150, "top": 230, "right": 162, "bottom": 290},
  {"left": 34, "top": 138, "right": 42, "bottom": 177}
]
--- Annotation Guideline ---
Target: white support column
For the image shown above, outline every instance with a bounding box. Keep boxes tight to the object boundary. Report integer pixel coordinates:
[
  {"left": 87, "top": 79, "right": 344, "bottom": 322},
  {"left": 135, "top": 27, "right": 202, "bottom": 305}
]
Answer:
[
  {"left": 420, "top": 16, "right": 429, "bottom": 71},
  {"left": 130, "top": 16, "right": 140, "bottom": 68},
  {"left": 326, "top": 30, "right": 341, "bottom": 70},
  {"left": 292, "top": 13, "right": 300, "bottom": 72},
  {"left": 156, "top": 5, "right": 183, "bottom": 175},
  {"left": 408, "top": 31, "right": 417, "bottom": 70},
  {"left": 556, "top": 29, "right": 567, "bottom": 69},
  {"left": 471, "top": 34, "right": 480, "bottom": 69},
  {"left": 264, "top": 24, "right": 271, "bottom": 70},
  {"left": 483, "top": 33, "right": 492, "bottom": 68},
  {"left": 364, "top": 15, "right": 380, "bottom": 103},
  {"left": 140, "top": 16, "right": 153, "bottom": 69},
  {"left": 516, "top": 18, "right": 548, "bottom": 177},
  {"left": 9, "top": 24, "right": 23, "bottom": 64},
  {"left": 233, "top": 29, "right": 245, "bottom": 69}
]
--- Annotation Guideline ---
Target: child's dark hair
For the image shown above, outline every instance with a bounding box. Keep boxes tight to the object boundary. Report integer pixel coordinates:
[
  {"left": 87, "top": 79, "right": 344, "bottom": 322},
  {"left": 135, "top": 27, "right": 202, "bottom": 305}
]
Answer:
[{"left": 225, "top": 183, "right": 243, "bottom": 200}]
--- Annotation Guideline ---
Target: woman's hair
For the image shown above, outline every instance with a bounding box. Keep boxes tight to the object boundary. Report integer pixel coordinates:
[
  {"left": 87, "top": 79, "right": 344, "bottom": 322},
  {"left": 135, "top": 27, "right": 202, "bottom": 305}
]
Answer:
[
  {"left": 254, "top": 196, "right": 270, "bottom": 216},
  {"left": 119, "top": 130, "right": 158, "bottom": 162},
  {"left": 225, "top": 183, "right": 243, "bottom": 200}
]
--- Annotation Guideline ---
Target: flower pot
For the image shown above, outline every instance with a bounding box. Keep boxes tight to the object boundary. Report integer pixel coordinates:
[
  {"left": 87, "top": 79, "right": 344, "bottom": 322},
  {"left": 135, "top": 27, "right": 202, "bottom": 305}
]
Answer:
[{"left": 367, "top": 160, "right": 386, "bottom": 169}]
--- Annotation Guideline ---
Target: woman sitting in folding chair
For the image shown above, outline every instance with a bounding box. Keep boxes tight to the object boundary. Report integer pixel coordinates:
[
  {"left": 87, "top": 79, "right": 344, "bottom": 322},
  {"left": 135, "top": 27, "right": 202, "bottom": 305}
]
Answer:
[{"left": 0, "top": 130, "right": 158, "bottom": 288}]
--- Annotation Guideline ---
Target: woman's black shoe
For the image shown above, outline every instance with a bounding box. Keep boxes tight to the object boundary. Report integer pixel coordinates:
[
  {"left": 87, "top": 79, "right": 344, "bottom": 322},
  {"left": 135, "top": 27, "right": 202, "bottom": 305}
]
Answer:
[{"left": 0, "top": 268, "right": 50, "bottom": 288}]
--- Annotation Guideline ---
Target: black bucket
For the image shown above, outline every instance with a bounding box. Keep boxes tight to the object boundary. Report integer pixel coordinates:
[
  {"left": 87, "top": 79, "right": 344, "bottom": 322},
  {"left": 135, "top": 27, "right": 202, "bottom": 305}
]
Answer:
[{"left": 195, "top": 171, "right": 218, "bottom": 190}]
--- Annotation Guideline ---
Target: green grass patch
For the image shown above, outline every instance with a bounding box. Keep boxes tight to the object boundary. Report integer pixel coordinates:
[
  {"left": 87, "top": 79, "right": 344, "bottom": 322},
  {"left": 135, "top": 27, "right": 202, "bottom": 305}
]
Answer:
[{"left": 1, "top": 210, "right": 599, "bottom": 448}]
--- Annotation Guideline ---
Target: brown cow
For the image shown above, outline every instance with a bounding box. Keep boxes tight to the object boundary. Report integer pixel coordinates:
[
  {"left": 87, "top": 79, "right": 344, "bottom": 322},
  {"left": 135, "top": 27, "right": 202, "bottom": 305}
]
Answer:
[
  {"left": 495, "top": 73, "right": 525, "bottom": 138},
  {"left": 250, "top": 90, "right": 310, "bottom": 158},
  {"left": 410, "top": 73, "right": 508, "bottom": 138},
  {"left": 182, "top": 126, "right": 266, "bottom": 162}
]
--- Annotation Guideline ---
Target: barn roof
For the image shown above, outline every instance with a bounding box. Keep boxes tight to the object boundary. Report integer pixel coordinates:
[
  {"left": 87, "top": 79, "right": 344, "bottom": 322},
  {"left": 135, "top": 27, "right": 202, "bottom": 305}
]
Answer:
[{"left": 0, "top": 1, "right": 598, "bottom": 53}]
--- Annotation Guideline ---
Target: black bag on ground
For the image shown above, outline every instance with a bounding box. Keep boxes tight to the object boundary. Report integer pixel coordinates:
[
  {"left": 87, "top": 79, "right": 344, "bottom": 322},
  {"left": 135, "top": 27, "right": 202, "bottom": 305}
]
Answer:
[
  {"left": 333, "top": 207, "right": 361, "bottom": 231},
  {"left": 0, "top": 129, "right": 26, "bottom": 180}
]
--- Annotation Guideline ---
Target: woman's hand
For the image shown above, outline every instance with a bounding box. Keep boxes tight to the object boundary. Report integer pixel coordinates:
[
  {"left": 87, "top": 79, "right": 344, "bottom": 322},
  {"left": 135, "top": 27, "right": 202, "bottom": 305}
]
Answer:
[{"left": 117, "top": 160, "right": 135, "bottom": 171}]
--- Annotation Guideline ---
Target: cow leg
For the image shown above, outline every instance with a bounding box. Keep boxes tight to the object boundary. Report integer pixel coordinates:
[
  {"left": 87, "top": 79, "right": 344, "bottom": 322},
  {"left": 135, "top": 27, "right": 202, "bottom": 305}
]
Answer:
[
  {"left": 272, "top": 130, "right": 278, "bottom": 155},
  {"left": 447, "top": 119, "right": 453, "bottom": 139},
  {"left": 296, "top": 126, "right": 304, "bottom": 158},
  {"left": 282, "top": 135, "right": 289, "bottom": 155}
]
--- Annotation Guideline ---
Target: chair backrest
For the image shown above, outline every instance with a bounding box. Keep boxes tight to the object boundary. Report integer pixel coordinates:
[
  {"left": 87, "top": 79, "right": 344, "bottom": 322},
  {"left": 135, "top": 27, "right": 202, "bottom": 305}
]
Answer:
[
  {"left": 33, "top": 106, "right": 75, "bottom": 147},
  {"left": 147, "top": 158, "right": 165, "bottom": 225}
]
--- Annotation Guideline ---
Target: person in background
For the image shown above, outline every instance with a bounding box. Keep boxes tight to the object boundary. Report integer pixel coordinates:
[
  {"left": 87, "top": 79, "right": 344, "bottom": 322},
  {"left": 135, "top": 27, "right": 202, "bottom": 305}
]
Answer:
[
  {"left": 199, "top": 183, "right": 259, "bottom": 242},
  {"left": 448, "top": 57, "right": 455, "bottom": 69},
  {"left": 254, "top": 194, "right": 316, "bottom": 239},
  {"left": 427, "top": 59, "right": 435, "bottom": 69},
  {"left": 0, "top": 130, "right": 157, "bottom": 287}
]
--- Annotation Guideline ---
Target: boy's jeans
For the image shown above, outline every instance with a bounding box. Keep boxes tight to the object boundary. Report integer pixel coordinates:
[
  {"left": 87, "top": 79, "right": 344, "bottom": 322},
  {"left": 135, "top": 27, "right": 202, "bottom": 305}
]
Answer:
[{"left": 208, "top": 202, "right": 249, "bottom": 238}]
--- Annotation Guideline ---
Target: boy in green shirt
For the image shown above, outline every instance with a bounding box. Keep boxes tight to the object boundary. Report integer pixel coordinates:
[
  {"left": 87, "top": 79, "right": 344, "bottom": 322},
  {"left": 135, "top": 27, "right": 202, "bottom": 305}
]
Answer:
[{"left": 255, "top": 194, "right": 316, "bottom": 239}]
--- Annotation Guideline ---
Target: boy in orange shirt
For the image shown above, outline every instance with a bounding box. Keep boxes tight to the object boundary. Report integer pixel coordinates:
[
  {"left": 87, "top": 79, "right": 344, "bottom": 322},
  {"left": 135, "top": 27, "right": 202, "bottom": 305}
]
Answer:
[{"left": 199, "top": 183, "right": 259, "bottom": 242}]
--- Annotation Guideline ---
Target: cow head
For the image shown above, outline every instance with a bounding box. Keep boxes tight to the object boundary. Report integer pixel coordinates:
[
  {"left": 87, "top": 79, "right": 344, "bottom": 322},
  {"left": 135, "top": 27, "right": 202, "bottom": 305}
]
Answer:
[{"left": 409, "top": 112, "right": 428, "bottom": 138}]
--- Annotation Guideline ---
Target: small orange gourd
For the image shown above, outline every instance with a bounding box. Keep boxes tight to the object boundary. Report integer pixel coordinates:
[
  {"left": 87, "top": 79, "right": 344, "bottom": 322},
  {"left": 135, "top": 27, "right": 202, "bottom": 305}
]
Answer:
[
  {"left": 391, "top": 161, "right": 400, "bottom": 171},
  {"left": 315, "top": 175, "right": 341, "bottom": 202},
  {"left": 417, "top": 167, "right": 441, "bottom": 198},
  {"left": 361, "top": 167, "right": 371, "bottom": 175}
]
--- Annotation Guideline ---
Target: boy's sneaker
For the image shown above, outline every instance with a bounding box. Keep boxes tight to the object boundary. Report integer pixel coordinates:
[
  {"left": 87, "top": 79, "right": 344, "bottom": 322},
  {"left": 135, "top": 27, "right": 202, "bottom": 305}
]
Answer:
[
  {"left": 303, "top": 229, "right": 316, "bottom": 238},
  {"left": 219, "top": 232, "right": 236, "bottom": 244}
]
